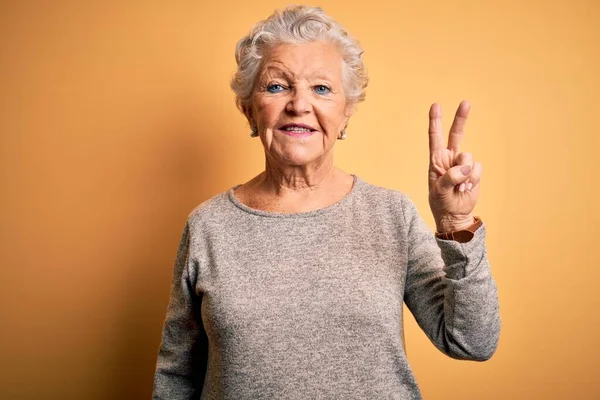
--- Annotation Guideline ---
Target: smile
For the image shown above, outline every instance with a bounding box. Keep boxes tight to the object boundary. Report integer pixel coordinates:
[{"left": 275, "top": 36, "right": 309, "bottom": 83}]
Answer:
[{"left": 278, "top": 124, "right": 317, "bottom": 138}]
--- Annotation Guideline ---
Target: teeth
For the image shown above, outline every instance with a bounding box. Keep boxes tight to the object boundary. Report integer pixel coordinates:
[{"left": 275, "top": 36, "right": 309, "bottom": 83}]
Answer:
[{"left": 284, "top": 127, "right": 311, "bottom": 132}]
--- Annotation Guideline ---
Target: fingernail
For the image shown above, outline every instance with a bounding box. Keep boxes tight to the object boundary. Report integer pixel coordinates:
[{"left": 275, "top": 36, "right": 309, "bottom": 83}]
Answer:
[
  {"left": 461, "top": 165, "right": 471, "bottom": 175},
  {"left": 459, "top": 183, "right": 466, "bottom": 192},
  {"left": 467, "top": 182, "right": 473, "bottom": 191}
]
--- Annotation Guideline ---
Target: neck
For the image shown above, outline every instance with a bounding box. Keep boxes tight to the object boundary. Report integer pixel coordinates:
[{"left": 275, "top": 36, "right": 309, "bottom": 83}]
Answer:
[
  {"left": 260, "top": 153, "right": 336, "bottom": 194},
  {"left": 234, "top": 152, "right": 354, "bottom": 214}
]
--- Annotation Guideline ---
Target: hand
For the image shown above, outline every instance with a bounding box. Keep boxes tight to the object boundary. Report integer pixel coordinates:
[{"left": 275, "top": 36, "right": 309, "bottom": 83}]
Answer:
[{"left": 428, "top": 100, "right": 482, "bottom": 233}]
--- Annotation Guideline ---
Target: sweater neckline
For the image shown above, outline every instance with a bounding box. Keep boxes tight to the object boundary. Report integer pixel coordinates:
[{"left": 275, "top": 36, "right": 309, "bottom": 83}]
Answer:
[{"left": 227, "top": 174, "right": 360, "bottom": 218}]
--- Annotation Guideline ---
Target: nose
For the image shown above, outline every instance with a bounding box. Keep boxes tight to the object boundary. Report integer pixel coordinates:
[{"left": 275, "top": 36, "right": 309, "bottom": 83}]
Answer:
[{"left": 285, "top": 87, "right": 312, "bottom": 115}]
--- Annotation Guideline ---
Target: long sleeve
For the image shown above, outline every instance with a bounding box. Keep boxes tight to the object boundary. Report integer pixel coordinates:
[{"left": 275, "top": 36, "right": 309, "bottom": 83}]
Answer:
[
  {"left": 153, "top": 223, "right": 208, "bottom": 399},
  {"left": 402, "top": 196, "right": 501, "bottom": 361}
]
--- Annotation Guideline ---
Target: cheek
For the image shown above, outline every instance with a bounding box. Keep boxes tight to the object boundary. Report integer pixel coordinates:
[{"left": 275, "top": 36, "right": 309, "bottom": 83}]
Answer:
[
  {"left": 253, "top": 103, "right": 267, "bottom": 124},
  {"left": 316, "top": 102, "right": 347, "bottom": 129},
  {"left": 254, "top": 98, "right": 284, "bottom": 126}
]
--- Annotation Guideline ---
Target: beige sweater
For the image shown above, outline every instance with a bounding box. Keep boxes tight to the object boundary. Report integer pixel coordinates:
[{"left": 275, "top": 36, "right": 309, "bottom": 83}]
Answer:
[{"left": 152, "top": 176, "right": 500, "bottom": 399}]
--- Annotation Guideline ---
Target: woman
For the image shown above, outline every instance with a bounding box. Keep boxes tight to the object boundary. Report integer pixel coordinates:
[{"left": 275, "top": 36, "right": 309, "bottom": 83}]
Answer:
[{"left": 153, "top": 5, "right": 500, "bottom": 399}]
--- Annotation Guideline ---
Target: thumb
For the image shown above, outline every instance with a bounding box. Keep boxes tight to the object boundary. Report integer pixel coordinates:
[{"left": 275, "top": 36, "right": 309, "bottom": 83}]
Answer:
[{"left": 438, "top": 164, "right": 471, "bottom": 191}]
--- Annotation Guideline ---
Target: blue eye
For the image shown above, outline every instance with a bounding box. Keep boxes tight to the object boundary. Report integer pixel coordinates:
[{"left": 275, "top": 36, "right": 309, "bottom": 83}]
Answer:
[
  {"left": 314, "top": 85, "right": 331, "bottom": 95},
  {"left": 267, "top": 84, "right": 284, "bottom": 93}
]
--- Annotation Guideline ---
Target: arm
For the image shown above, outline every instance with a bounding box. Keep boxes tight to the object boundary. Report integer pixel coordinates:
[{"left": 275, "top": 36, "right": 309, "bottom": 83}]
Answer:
[
  {"left": 403, "top": 196, "right": 500, "bottom": 360},
  {"left": 153, "top": 222, "right": 208, "bottom": 399},
  {"left": 403, "top": 100, "right": 500, "bottom": 359}
]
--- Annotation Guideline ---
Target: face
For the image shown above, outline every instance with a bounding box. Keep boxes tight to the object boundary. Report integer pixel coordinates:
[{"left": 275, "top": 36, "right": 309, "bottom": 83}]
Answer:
[{"left": 248, "top": 41, "right": 354, "bottom": 167}]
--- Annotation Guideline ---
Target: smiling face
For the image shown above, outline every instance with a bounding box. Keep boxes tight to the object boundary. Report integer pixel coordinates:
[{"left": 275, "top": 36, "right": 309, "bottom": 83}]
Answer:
[{"left": 248, "top": 41, "right": 354, "bottom": 167}]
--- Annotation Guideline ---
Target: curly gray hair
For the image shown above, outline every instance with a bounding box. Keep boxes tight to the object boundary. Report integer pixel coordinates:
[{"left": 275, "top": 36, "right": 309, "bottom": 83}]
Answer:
[{"left": 230, "top": 5, "right": 368, "bottom": 120}]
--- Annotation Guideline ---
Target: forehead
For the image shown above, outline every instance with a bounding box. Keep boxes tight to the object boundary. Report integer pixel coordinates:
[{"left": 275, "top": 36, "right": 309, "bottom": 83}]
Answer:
[{"left": 261, "top": 41, "right": 343, "bottom": 80}]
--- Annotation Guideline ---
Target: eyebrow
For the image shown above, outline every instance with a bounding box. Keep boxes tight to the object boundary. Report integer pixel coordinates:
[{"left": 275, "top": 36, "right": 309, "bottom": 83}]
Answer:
[
  {"left": 308, "top": 70, "right": 334, "bottom": 81},
  {"left": 261, "top": 66, "right": 294, "bottom": 80},
  {"left": 260, "top": 65, "right": 334, "bottom": 82}
]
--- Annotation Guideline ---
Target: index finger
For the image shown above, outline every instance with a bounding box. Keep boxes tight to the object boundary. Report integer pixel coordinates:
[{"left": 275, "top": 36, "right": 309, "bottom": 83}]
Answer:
[
  {"left": 448, "top": 100, "right": 471, "bottom": 152},
  {"left": 428, "top": 103, "right": 444, "bottom": 154}
]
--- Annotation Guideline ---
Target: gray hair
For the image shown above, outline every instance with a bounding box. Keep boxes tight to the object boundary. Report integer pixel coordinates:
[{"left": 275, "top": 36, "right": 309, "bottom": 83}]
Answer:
[{"left": 230, "top": 5, "right": 368, "bottom": 118}]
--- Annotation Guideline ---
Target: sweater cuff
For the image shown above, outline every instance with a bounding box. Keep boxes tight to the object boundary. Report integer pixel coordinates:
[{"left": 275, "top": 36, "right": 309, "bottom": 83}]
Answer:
[{"left": 436, "top": 223, "right": 487, "bottom": 280}]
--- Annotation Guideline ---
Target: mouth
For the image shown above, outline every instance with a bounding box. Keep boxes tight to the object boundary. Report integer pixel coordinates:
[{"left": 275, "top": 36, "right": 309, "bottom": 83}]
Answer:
[{"left": 278, "top": 123, "right": 317, "bottom": 138}]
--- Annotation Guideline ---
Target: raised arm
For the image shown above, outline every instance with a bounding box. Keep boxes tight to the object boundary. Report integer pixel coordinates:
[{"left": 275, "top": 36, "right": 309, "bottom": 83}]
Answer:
[
  {"left": 403, "top": 101, "right": 500, "bottom": 360},
  {"left": 402, "top": 195, "right": 500, "bottom": 360}
]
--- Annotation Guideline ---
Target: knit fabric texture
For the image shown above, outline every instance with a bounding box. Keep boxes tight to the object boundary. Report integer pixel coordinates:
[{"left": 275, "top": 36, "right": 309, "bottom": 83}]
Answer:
[{"left": 152, "top": 175, "right": 501, "bottom": 399}]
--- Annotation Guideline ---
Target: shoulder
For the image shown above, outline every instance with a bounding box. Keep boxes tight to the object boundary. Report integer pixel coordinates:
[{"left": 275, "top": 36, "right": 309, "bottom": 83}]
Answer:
[
  {"left": 354, "top": 177, "right": 419, "bottom": 220},
  {"left": 185, "top": 188, "right": 234, "bottom": 229},
  {"left": 356, "top": 177, "right": 404, "bottom": 201}
]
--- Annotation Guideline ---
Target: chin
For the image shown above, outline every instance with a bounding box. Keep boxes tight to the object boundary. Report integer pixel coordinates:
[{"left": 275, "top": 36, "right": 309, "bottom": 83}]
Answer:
[{"left": 279, "top": 150, "right": 323, "bottom": 166}]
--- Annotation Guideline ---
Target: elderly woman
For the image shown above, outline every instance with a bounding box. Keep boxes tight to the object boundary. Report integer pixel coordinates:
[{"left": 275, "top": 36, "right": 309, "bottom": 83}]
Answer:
[{"left": 152, "top": 5, "right": 500, "bottom": 400}]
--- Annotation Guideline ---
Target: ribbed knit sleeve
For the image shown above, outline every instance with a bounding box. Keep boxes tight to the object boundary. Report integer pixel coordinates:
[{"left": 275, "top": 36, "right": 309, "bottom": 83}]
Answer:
[{"left": 402, "top": 195, "right": 501, "bottom": 361}]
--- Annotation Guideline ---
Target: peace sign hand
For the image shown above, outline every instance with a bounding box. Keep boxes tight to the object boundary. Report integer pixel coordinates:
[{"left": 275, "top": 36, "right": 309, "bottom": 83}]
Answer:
[{"left": 428, "top": 101, "right": 482, "bottom": 233}]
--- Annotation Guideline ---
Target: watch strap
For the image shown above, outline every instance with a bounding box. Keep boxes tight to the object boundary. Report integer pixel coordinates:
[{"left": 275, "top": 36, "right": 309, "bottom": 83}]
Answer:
[{"left": 435, "top": 216, "right": 483, "bottom": 243}]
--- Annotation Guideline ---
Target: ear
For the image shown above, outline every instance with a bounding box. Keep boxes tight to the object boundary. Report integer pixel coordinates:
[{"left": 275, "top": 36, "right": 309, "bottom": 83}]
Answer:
[
  {"left": 342, "top": 102, "right": 356, "bottom": 130},
  {"left": 344, "top": 102, "right": 356, "bottom": 118}
]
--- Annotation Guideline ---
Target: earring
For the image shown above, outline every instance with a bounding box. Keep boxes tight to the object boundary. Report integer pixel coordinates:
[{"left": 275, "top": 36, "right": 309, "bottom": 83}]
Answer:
[
  {"left": 250, "top": 127, "right": 259, "bottom": 137},
  {"left": 338, "top": 130, "right": 347, "bottom": 140}
]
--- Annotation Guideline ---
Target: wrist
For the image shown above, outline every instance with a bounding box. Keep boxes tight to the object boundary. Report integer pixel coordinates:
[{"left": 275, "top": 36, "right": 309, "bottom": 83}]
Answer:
[
  {"left": 435, "top": 216, "right": 482, "bottom": 243},
  {"left": 435, "top": 215, "right": 475, "bottom": 233}
]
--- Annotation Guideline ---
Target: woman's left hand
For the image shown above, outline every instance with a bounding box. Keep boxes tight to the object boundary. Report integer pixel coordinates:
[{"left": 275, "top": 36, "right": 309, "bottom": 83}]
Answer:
[{"left": 427, "top": 100, "right": 482, "bottom": 233}]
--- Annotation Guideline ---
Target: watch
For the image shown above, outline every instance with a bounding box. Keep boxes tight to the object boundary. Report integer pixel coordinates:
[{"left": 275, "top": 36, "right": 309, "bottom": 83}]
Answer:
[{"left": 435, "top": 216, "right": 483, "bottom": 243}]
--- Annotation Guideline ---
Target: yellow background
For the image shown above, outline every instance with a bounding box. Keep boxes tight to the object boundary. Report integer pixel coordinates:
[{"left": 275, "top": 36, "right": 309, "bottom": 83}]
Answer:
[{"left": 1, "top": 1, "right": 598, "bottom": 398}]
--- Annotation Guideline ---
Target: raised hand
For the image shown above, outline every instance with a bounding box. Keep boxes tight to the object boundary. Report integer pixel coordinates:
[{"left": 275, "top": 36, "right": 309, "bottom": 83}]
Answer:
[{"left": 428, "top": 100, "right": 482, "bottom": 233}]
